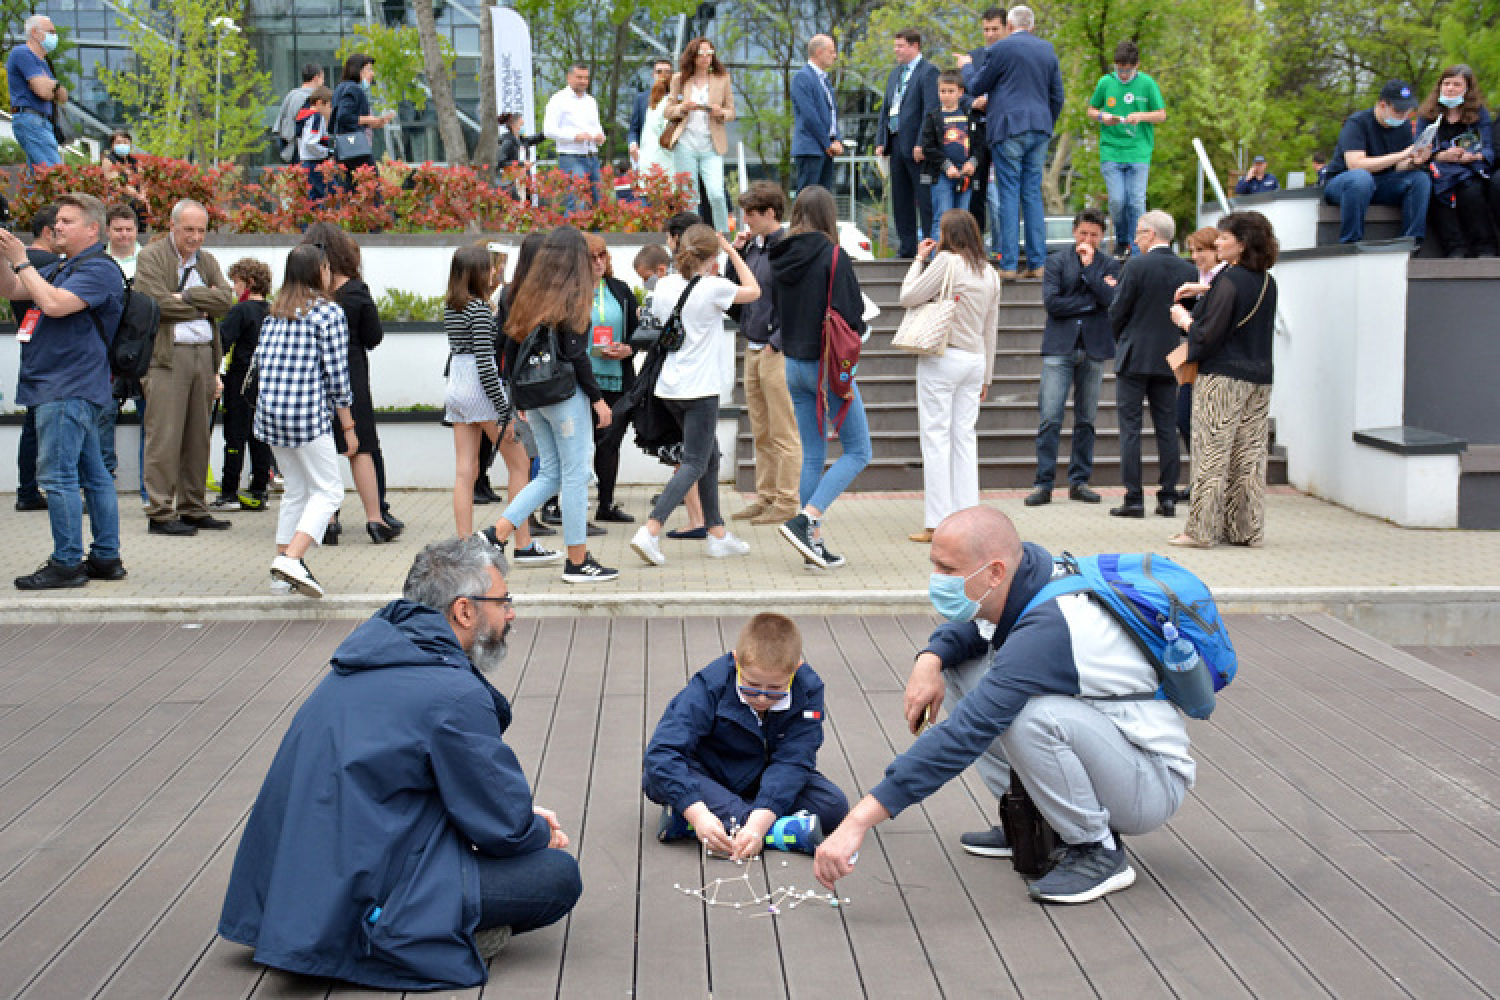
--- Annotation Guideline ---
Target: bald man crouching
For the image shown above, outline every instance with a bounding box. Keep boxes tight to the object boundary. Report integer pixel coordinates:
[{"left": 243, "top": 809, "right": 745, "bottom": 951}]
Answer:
[{"left": 813, "top": 506, "right": 1195, "bottom": 904}]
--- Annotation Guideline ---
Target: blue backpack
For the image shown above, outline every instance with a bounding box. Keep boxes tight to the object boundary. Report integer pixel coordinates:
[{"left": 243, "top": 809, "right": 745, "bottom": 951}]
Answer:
[{"left": 1021, "top": 552, "right": 1237, "bottom": 718}]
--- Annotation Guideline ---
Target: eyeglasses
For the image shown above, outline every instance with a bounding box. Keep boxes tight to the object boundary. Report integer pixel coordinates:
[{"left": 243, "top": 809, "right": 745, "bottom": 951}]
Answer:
[
  {"left": 461, "top": 594, "right": 514, "bottom": 609},
  {"left": 591, "top": 251, "right": 609, "bottom": 261}
]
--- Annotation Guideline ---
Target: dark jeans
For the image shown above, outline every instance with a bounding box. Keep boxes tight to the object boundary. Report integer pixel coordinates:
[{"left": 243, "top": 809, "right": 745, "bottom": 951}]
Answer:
[
  {"left": 475, "top": 848, "right": 583, "bottom": 932},
  {"left": 593, "top": 387, "right": 629, "bottom": 510},
  {"left": 969, "top": 134, "right": 992, "bottom": 240},
  {"left": 1427, "top": 177, "right": 1498, "bottom": 256},
  {"left": 889, "top": 151, "right": 932, "bottom": 258},
  {"left": 649, "top": 395, "right": 723, "bottom": 528},
  {"left": 18, "top": 406, "right": 41, "bottom": 503},
  {"left": 1115, "top": 373, "right": 1180, "bottom": 501},
  {"left": 795, "top": 153, "right": 835, "bottom": 192},
  {"left": 683, "top": 763, "right": 850, "bottom": 833}
]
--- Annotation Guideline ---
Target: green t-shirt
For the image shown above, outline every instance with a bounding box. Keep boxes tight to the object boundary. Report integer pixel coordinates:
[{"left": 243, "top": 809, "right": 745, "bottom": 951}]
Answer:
[{"left": 1089, "top": 71, "right": 1164, "bottom": 164}]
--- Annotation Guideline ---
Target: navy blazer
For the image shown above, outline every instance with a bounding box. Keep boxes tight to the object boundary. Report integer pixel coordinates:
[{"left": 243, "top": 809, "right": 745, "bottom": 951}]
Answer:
[
  {"left": 1042, "top": 245, "right": 1120, "bottom": 359},
  {"left": 1109, "top": 245, "right": 1198, "bottom": 376},
  {"left": 963, "top": 30, "right": 1064, "bottom": 147},
  {"left": 791, "top": 63, "right": 839, "bottom": 157},
  {"left": 627, "top": 88, "right": 649, "bottom": 146},
  {"left": 876, "top": 56, "right": 940, "bottom": 160}
]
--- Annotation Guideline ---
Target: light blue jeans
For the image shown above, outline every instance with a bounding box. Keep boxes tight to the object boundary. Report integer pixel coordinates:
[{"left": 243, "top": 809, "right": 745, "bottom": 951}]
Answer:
[
  {"left": 1099, "top": 160, "right": 1149, "bottom": 254},
  {"left": 672, "top": 141, "right": 728, "bottom": 231},
  {"left": 12, "top": 110, "right": 62, "bottom": 169},
  {"left": 784, "top": 358, "right": 871, "bottom": 514},
  {"left": 992, "top": 130, "right": 1049, "bottom": 272},
  {"left": 502, "top": 389, "right": 595, "bottom": 547},
  {"left": 931, "top": 174, "right": 973, "bottom": 221},
  {"left": 35, "top": 397, "right": 120, "bottom": 565}
]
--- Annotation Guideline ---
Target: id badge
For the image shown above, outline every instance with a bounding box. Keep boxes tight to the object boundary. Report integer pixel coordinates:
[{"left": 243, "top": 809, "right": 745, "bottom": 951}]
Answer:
[
  {"left": 16, "top": 308, "right": 40, "bottom": 343},
  {"left": 591, "top": 324, "right": 613, "bottom": 355}
]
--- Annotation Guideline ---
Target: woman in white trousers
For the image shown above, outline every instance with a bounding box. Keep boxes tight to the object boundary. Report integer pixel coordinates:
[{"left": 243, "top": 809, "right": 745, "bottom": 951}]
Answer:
[{"left": 899, "top": 210, "right": 1001, "bottom": 541}]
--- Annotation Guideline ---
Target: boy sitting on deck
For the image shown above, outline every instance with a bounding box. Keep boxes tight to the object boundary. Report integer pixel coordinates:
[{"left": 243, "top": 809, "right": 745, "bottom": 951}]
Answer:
[{"left": 644, "top": 612, "right": 849, "bottom": 859}]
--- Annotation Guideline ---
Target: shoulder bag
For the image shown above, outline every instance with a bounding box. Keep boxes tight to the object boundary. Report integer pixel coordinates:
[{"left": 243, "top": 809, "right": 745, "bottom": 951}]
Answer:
[
  {"left": 331, "top": 82, "right": 374, "bottom": 162},
  {"left": 655, "top": 275, "right": 703, "bottom": 353},
  {"left": 892, "top": 256, "right": 958, "bottom": 356},
  {"left": 1167, "top": 272, "right": 1269, "bottom": 385}
]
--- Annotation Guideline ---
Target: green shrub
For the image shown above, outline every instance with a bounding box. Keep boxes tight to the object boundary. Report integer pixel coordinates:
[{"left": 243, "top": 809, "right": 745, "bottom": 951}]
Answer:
[{"left": 376, "top": 288, "right": 444, "bottom": 323}]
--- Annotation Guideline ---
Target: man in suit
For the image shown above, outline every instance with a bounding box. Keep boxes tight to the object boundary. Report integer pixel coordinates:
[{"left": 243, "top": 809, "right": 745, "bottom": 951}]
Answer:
[
  {"left": 965, "top": 8, "right": 1009, "bottom": 246},
  {"left": 791, "top": 35, "right": 844, "bottom": 193},
  {"left": 627, "top": 59, "right": 673, "bottom": 168},
  {"left": 875, "top": 29, "right": 939, "bottom": 259},
  {"left": 136, "top": 198, "right": 236, "bottom": 536},
  {"left": 1026, "top": 209, "right": 1119, "bottom": 508},
  {"left": 1107, "top": 209, "right": 1196, "bottom": 518},
  {"left": 959, "top": 5, "right": 1064, "bottom": 278}
]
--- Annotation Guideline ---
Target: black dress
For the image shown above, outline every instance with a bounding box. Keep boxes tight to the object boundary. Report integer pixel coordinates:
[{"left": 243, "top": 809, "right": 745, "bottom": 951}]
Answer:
[{"left": 329, "top": 277, "right": 384, "bottom": 454}]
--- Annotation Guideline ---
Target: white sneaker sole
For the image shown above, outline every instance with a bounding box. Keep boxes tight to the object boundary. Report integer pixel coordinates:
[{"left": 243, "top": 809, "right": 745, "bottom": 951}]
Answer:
[
  {"left": 1030, "top": 864, "right": 1136, "bottom": 904},
  {"left": 959, "top": 841, "right": 1013, "bottom": 859},
  {"left": 270, "top": 560, "right": 324, "bottom": 599},
  {"left": 514, "top": 551, "right": 565, "bottom": 566}
]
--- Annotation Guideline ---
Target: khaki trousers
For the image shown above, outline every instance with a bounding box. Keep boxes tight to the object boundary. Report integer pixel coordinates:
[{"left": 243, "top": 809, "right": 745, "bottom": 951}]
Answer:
[
  {"left": 742, "top": 346, "right": 801, "bottom": 509},
  {"left": 144, "top": 343, "right": 217, "bottom": 521}
]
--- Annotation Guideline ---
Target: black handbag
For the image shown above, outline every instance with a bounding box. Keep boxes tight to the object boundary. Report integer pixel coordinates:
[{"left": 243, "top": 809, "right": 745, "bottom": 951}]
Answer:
[
  {"left": 334, "top": 130, "right": 373, "bottom": 162},
  {"left": 655, "top": 275, "right": 701, "bottom": 353},
  {"left": 510, "top": 325, "right": 577, "bottom": 410},
  {"left": 999, "top": 771, "right": 1059, "bottom": 877}
]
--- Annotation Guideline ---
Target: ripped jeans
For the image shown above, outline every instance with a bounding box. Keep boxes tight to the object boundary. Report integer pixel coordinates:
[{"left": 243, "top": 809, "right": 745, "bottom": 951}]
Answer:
[{"left": 501, "top": 388, "right": 596, "bottom": 547}]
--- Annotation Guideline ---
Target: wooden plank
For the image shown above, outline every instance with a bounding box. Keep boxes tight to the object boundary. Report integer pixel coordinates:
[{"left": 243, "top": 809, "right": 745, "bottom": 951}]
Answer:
[{"left": 1396, "top": 646, "right": 1500, "bottom": 697}]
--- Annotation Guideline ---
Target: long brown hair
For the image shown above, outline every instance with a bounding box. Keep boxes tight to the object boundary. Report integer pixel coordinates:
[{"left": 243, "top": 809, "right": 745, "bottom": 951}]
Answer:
[
  {"left": 269, "top": 244, "right": 329, "bottom": 320},
  {"left": 446, "top": 245, "right": 493, "bottom": 312},
  {"left": 788, "top": 185, "right": 838, "bottom": 243},
  {"left": 504, "top": 226, "right": 592, "bottom": 341},
  {"left": 677, "top": 36, "right": 725, "bottom": 78},
  {"left": 936, "top": 210, "right": 986, "bottom": 272},
  {"left": 300, "top": 221, "right": 361, "bottom": 279},
  {"left": 584, "top": 231, "right": 613, "bottom": 279},
  {"left": 1417, "top": 64, "right": 1487, "bottom": 125}
]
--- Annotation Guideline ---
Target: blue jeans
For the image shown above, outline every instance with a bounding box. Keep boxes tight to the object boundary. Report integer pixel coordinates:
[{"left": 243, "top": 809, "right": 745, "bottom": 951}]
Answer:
[
  {"left": 672, "top": 143, "right": 728, "bottom": 231},
  {"left": 784, "top": 358, "right": 871, "bottom": 514},
  {"left": 476, "top": 848, "right": 582, "bottom": 933},
  {"left": 1099, "top": 160, "right": 1149, "bottom": 253},
  {"left": 13, "top": 110, "right": 61, "bottom": 169},
  {"left": 931, "top": 173, "right": 973, "bottom": 221},
  {"left": 993, "top": 130, "right": 1050, "bottom": 272},
  {"left": 1034, "top": 351, "right": 1105, "bottom": 489},
  {"left": 557, "top": 153, "right": 601, "bottom": 210},
  {"left": 1324, "top": 168, "right": 1431, "bottom": 242},
  {"left": 34, "top": 398, "right": 120, "bottom": 565},
  {"left": 987, "top": 173, "right": 1002, "bottom": 255},
  {"left": 502, "top": 389, "right": 595, "bottom": 547}
]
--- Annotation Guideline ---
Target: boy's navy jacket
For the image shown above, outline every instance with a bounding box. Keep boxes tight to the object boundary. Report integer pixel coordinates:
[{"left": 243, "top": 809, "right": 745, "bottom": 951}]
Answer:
[
  {"left": 869, "top": 543, "right": 1194, "bottom": 818},
  {"left": 218, "top": 600, "right": 551, "bottom": 991},
  {"left": 643, "top": 652, "right": 827, "bottom": 817}
]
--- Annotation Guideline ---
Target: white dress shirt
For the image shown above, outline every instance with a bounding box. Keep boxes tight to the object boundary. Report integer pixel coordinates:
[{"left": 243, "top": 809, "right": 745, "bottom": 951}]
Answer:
[
  {"left": 543, "top": 87, "right": 603, "bottom": 156},
  {"left": 172, "top": 238, "right": 213, "bottom": 345}
]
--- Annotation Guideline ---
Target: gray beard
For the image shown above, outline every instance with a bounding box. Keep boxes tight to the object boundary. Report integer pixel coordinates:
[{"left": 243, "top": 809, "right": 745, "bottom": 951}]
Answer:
[{"left": 469, "top": 620, "right": 510, "bottom": 674}]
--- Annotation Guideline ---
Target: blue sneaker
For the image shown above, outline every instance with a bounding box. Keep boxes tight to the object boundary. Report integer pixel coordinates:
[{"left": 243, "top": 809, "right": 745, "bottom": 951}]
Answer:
[
  {"left": 765, "top": 810, "right": 822, "bottom": 853},
  {"left": 1028, "top": 839, "right": 1135, "bottom": 904},
  {"left": 657, "top": 805, "right": 692, "bottom": 842}
]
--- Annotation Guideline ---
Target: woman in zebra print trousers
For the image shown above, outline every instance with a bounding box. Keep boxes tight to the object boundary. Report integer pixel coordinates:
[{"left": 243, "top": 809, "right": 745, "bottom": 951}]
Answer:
[{"left": 1167, "top": 211, "right": 1279, "bottom": 548}]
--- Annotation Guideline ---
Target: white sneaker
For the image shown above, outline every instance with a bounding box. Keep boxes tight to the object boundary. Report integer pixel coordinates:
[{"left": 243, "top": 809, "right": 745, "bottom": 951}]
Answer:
[
  {"left": 630, "top": 525, "right": 665, "bottom": 566},
  {"left": 270, "top": 554, "right": 324, "bottom": 598},
  {"left": 706, "top": 531, "right": 751, "bottom": 558}
]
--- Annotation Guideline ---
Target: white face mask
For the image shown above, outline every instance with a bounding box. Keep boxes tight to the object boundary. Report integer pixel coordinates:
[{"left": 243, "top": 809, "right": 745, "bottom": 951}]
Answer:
[{"left": 113, "top": 143, "right": 131, "bottom": 157}]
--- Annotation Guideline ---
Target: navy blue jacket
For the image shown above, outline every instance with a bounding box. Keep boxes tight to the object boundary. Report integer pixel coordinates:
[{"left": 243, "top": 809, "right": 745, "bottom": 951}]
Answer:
[
  {"left": 963, "top": 30, "right": 1064, "bottom": 147},
  {"left": 791, "top": 62, "right": 839, "bottom": 157},
  {"left": 1042, "top": 244, "right": 1120, "bottom": 359},
  {"left": 218, "top": 601, "right": 552, "bottom": 991},
  {"left": 876, "top": 56, "right": 940, "bottom": 161},
  {"left": 643, "top": 653, "right": 829, "bottom": 817}
]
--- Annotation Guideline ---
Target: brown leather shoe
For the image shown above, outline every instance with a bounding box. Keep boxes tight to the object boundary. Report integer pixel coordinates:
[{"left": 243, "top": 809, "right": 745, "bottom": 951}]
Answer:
[
  {"left": 752, "top": 504, "right": 800, "bottom": 525},
  {"left": 732, "top": 501, "right": 768, "bottom": 521}
]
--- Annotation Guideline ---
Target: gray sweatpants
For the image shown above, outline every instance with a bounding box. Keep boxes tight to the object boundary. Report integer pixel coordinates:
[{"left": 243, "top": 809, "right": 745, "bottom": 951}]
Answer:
[{"left": 944, "top": 657, "right": 1188, "bottom": 846}]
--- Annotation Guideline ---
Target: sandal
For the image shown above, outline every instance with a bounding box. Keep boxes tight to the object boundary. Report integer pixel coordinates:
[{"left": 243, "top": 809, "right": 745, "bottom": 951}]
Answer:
[{"left": 1167, "top": 533, "right": 1212, "bottom": 549}]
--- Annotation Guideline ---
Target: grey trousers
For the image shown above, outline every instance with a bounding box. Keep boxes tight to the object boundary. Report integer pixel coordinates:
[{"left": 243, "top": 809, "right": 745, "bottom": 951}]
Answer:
[{"left": 944, "top": 657, "right": 1188, "bottom": 845}]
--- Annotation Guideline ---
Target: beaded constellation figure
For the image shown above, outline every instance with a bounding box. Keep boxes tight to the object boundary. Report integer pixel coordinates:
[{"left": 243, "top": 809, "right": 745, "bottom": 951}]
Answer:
[{"left": 672, "top": 822, "right": 851, "bottom": 916}]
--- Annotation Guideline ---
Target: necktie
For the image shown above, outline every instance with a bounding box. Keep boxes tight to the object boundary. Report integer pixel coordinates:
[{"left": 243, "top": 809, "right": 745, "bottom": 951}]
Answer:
[{"left": 890, "top": 64, "right": 911, "bottom": 127}]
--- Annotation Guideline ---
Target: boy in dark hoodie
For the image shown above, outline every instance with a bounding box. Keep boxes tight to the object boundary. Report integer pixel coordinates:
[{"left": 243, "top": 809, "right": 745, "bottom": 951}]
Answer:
[
  {"left": 921, "top": 69, "right": 979, "bottom": 222},
  {"left": 643, "top": 611, "right": 848, "bottom": 858}
]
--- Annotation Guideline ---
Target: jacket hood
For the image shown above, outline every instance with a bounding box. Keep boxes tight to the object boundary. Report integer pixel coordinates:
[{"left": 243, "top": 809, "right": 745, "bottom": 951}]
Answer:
[
  {"left": 994, "top": 542, "right": 1057, "bottom": 638},
  {"left": 769, "top": 231, "right": 832, "bottom": 283},
  {"left": 330, "top": 599, "right": 470, "bottom": 675}
]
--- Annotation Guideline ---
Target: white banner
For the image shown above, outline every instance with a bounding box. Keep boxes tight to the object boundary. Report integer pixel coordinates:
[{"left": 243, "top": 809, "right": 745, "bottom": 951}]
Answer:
[{"left": 491, "top": 8, "right": 535, "bottom": 134}]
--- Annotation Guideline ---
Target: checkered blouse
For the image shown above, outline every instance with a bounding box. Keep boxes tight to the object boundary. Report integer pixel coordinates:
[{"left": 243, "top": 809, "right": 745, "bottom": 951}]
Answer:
[{"left": 252, "top": 298, "right": 354, "bottom": 448}]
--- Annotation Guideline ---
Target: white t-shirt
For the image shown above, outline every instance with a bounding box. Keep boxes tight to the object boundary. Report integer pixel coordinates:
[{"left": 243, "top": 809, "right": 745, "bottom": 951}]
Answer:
[{"left": 651, "top": 271, "right": 738, "bottom": 400}]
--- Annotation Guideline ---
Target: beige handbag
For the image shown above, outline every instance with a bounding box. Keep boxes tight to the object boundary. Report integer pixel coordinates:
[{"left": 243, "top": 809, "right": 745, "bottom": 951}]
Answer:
[{"left": 892, "top": 257, "right": 957, "bottom": 356}]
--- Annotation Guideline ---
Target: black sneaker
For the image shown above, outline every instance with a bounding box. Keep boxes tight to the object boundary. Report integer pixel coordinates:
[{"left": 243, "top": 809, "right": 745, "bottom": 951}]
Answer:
[
  {"left": 14, "top": 558, "right": 88, "bottom": 590},
  {"left": 149, "top": 518, "right": 198, "bottom": 536},
  {"left": 84, "top": 554, "right": 128, "bottom": 581},
  {"left": 540, "top": 499, "right": 563, "bottom": 525},
  {"left": 1028, "top": 840, "right": 1135, "bottom": 904},
  {"left": 814, "top": 540, "right": 846, "bottom": 568},
  {"left": 1068, "top": 483, "right": 1101, "bottom": 504},
  {"left": 657, "top": 805, "right": 692, "bottom": 842},
  {"left": 480, "top": 527, "right": 508, "bottom": 554},
  {"left": 15, "top": 494, "right": 48, "bottom": 512},
  {"left": 959, "top": 825, "right": 1012, "bottom": 858},
  {"left": 562, "top": 553, "right": 619, "bottom": 583},
  {"left": 1023, "top": 488, "right": 1052, "bottom": 507},
  {"left": 595, "top": 503, "right": 635, "bottom": 523},
  {"left": 513, "top": 542, "right": 564, "bottom": 566},
  {"left": 779, "top": 513, "right": 826, "bottom": 568},
  {"left": 182, "top": 514, "right": 233, "bottom": 530},
  {"left": 209, "top": 494, "right": 240, "bottom": 512}
]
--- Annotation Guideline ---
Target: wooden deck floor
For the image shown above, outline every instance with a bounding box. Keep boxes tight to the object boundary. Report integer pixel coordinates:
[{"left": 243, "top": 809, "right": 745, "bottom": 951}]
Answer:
[{"left": 1, "top": 614, "right": 1498, "bottom": 1000}]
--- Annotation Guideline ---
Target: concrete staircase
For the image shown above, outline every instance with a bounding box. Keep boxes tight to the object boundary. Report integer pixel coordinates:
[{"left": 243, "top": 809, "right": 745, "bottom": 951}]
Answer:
[{"left": 734, "top": 257, "right": 1287, "bottom": 493}]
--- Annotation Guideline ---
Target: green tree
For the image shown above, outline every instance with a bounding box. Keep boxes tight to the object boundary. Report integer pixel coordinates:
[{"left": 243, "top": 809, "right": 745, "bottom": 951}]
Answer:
[
  {"left": 101, "top": 0, "right": 269, "bottom": 162},
  {"left": 337, "top": 20, "right": 445, "bottom": 115},
  {"left": 411, "top": 0, "right": 469, "bottom": 164}
]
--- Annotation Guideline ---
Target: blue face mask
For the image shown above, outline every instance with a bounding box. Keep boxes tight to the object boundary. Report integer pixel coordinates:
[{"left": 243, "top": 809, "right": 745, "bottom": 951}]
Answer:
[
  {"left": 928, "top": 561, "right": 997, "bottom": 623},
  {"left": 1381, "top": 114, "right": 1409, "bottom": 129},
  {"left": 42, "top": 31, "right": 59, "bottom": 53},
  {"left": 113, "top": 143, "right": 131, "bottom": 157},
  {"left": 361, "top": 79, "right": 372, "bottom": 92},
  {"left": 1439, "top": 94, "right": 1464, "bottom": 109}
]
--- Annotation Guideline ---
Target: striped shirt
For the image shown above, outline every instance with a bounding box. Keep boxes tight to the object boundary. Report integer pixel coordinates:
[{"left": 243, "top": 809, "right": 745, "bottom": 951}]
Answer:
[
  {"left": 252, "top": 298, "right": 354, "bottom": 448},
  {"left": 444, "top": 300, "right": 511, "bottom": 421}
]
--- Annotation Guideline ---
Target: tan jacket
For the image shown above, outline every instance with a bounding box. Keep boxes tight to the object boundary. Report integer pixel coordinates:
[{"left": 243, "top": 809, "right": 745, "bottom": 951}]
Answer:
[
  {"left": 664, "top": 71, "right": 735, "bottom": 154},
  {"left": 135, "top": 234, "right": 235, "bottom": 370},
  {"left": 899, "top": 252, "right": 1002, "bottom": 386}
]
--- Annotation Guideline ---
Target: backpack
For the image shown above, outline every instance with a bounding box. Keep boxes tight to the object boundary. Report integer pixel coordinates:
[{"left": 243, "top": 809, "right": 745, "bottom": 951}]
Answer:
[
  {"left": 818, "top": 246, "right": 862, "bottom": 434},
  {"left": 509, "top": 324, "right": 577, "bottom": 410},
  {"left": 654, "top": 275, "right": 701, "bottom": 353},
  {"left": 1021, "top": 552, "right": 1238, "bottom": 719},
  {"left": 52, "top": 249, "right": 160, "bottom": 395}
]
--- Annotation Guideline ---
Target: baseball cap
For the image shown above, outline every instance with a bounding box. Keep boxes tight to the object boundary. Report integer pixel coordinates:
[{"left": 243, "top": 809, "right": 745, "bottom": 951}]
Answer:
[
  {"left": 1251, "top": 155, "right": 1266, "bottom": 164},
  {"left": 1379, "top": 80, "right": 1418, "bottom": 113}
]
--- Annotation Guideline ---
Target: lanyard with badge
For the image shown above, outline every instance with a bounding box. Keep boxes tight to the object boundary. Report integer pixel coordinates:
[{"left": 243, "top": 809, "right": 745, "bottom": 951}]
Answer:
[
  {"left": 591, "top": 282, "right": 614, "bottom": 356},
  {"left": 16, "top": 250, "right": 101, "bottom": 343}
]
